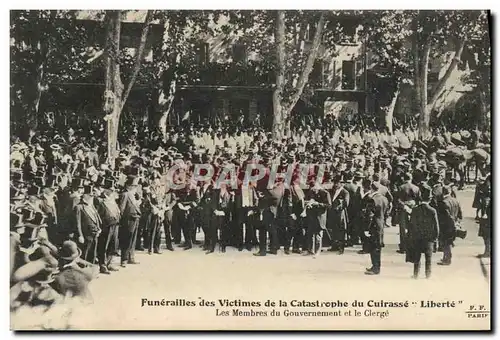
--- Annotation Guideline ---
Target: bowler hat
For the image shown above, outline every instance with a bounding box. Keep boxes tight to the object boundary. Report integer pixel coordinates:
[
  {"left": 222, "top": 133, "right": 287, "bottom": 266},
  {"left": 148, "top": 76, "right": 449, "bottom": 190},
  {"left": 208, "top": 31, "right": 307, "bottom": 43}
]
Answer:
[{"left": 59, "top": 240, "right": 82, "bottom": 261}]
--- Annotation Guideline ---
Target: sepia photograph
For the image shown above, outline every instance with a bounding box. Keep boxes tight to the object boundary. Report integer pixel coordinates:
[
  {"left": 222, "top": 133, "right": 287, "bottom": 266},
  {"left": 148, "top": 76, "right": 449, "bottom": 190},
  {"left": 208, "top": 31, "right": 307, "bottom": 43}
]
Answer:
[{"left": 9, "top": 8, "right": 491, "bottom": 331}]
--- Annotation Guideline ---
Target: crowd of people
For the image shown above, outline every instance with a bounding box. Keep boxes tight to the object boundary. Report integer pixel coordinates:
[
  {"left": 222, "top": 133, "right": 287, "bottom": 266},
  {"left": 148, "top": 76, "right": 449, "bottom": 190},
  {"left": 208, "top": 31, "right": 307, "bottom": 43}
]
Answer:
[{"left": 10, "top": 117, "right": 491, "bottom": 314}]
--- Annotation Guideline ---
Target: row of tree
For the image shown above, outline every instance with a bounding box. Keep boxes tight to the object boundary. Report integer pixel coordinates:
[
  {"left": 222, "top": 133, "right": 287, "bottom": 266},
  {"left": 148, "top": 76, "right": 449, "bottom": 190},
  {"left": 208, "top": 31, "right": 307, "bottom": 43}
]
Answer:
[{"left": 10, "top": 10, "right": 491, "bottom": 165}]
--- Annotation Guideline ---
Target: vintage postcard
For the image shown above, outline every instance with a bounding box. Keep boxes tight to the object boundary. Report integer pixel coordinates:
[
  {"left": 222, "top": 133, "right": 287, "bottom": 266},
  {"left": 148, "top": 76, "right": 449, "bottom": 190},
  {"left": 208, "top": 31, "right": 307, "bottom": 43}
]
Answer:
[{"left": 9, "top": 9, "right": 491, "bottom": 331}]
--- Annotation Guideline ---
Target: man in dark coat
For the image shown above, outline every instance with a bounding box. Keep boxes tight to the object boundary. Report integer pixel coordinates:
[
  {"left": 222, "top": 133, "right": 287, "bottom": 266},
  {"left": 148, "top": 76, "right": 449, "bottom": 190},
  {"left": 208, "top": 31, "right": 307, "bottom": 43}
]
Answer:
[
  {"left": 233, "top": 181, "right": 259, "bottom": 252},
  {"left": 303, "top": 181, "right": 331, "bottom": 256},
  {"left": 342, "top": 172, "right": 359, "bottom": 246},
  {"left": 255, "top": 181, "right": 285, "bottom": 256},
  {"left": 437, "top": 186, "right": 462, "bottom": 265},
  {"left": 209, "top": 183, "right": 233, "bottom": 253},
  {"left": 396, "top": 172, "right": 420, "bottom": 254},
  {"left": 327, "top": 174, "right": 350, "bottom": 254},
  {"left": 119, "top": 177, "right": 142, "bottom": 266},
  {"left": 365, "top": 182, "right": 388, "bottom": 275},
  {"left": 95, "top": 182, "right": 121, "bottom": 274},
  {"left": 407, "top": 186, "right": 439, "bottom": 278},
  {"left": 74, "top": 187, "right": 102, "bottom": 264},
  {"left": 281, "top": 182, "right": 305, "bottom": 255}
]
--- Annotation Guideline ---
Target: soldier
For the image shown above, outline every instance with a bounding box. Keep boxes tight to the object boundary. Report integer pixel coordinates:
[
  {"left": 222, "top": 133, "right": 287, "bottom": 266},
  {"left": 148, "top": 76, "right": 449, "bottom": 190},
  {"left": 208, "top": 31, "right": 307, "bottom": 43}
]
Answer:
[
  {"left": 119, "top": 176, "right": 142, "bottom": 267},
  {"left": 407, "top": 186, "right": 439, "bottom": 279},
  {"left": 437, "top": 186, "right": 462, "bottom": 266}
]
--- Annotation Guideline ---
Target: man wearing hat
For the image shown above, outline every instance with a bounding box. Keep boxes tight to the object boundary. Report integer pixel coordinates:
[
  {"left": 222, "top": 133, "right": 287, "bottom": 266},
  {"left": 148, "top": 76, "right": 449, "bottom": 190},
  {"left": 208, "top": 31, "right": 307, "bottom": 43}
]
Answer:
[
  {"left": 303, "top": 181, "right": 331, "bottom": 257},
  {"left": 74, "top": 184, "right": 102, "bottom": 264},
  {"left": 343, "top": 172, "right": 360, "bottom": 246},
  {"left": 436, "top": 186, "right": 463, "bottom": 266},
  {"left": 119, "top": 176, "right": 142, "bottom": 266},
  {"left": 280, "top": 179, "right": 305, "bottom": 255},
  {"left": 38, "top": 187, "right": 59, "bottom": 246},
  {"left": 395, "top": 172, "right": 421, "bottom": 254},
  {"left": 365, "top": 181, "right": 389, "bottom": 275},
  {"left": 406, "top": 185, "right": 439, "bottom": 279},
  {"left": 326, "top": 173, "right": 350, "bottom": 254},
  {"left": 95, "top": 178, "right": 121, "bottom": 274},
  {"left": 52, "top": 240, "right": 97, "bottom": 299}
]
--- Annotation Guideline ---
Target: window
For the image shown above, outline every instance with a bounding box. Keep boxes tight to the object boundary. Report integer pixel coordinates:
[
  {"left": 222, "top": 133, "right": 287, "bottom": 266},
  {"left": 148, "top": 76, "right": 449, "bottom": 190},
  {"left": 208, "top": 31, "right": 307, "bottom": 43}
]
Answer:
[
  {"left": 195, "top": 42, "right": 209, "bottom": 66},
  {"left": 232, "top": 44, "right": 247, "bottom": 63},
  {"left": 304, "top": 22, "right": 317, "bottom": 42},
  {"left": 339, "top": 19, "right": 357, "bottom": 44},
  {"left": 322, "top": 60, "right": 335, "bottom": 88},
  {"left": 341, "top": 60, "right": 356, "bottom": 90},
  {"left": 355, "top": 59, "right": 364, "bottom": 89},
  {"left": 428, "top": 72, "right": 439, "bottom": 83}
]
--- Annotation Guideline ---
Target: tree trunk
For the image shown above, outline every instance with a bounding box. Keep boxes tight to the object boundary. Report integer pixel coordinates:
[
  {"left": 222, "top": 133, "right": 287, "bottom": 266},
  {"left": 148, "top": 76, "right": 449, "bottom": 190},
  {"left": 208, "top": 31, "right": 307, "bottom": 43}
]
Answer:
[
  {"left": 428, "top": 39, "right": 465, "bottom": 113},
  {"left": 120, "top": 10, "right": 154, "bottom": 111},
  {"left": 284, "top": 12, "right": 327, "bottom": 117},
  {"left": 104, "top": 10, "right": 152, "bottom": 166},
  {"left": 383, "top": 81, "right": 400, "bottom": 135},
  {"left": 104, "top": 11, "right": 123, "bottom": 167},
  {"left": 272, "top": 10, "right": 286, "bottom": 139},
  {"left": 417, "top": 39, "right": 431, "bottom": 140}
]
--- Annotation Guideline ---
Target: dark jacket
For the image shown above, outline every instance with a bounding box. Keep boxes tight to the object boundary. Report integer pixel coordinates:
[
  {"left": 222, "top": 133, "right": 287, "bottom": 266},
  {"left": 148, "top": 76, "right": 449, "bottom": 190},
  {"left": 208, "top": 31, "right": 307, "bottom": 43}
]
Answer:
[
  {"left": 74, "top": 200, "right": 102, "bottom": 239},
  {"left": 438, "top": 195, "right": 462, "bottom": 241},
  {"left": 305, "top": 188, "right": 331, "bottom": 232},
  {"left": 408, "top": 202, "right": 439, "bottom": 242}
]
